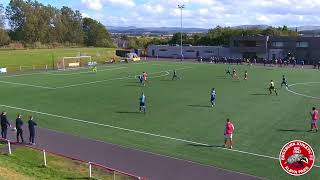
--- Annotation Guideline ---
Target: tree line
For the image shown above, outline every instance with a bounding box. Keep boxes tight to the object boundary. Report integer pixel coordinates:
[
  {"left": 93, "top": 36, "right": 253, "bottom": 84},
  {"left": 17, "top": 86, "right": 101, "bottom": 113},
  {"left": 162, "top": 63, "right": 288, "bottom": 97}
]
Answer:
[
  {"left": 0, "top": 0, "right": 113, "bottom": 47},
  {"left": 169, "top": 26, "right": 299, "bottom": 46},
  {"left": 124, "top": 26, "right": 299, "bottom": 49}
]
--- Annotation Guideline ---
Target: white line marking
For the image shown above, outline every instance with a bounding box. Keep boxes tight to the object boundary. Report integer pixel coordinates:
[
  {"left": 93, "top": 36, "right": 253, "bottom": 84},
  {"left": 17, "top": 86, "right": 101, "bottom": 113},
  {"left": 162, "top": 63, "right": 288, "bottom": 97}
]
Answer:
[
  {"left": 287, "top": 82, "right": 320, "bottom": 100},
  {"left": 55, "top": 70, "right": 170, "bottom": 89},
  {"left": 54, "top": 67, "right": 191, "bottom": 89},
  {"left": 0, "top": 103, "right": 318, "bottom": 168},
  {"left": 0, "top": 80, "right": 55, "bottom": 89},
  {"left": 46, "top": 67, "right": 128, "bottom": 76}
]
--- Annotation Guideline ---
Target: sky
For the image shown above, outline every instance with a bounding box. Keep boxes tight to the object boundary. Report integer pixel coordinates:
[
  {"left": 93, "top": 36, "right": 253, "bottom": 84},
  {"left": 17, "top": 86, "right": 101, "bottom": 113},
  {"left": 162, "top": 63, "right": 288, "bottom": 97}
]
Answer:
[{"left": 2, "top": 0, "right": 320, "bottom": 28}]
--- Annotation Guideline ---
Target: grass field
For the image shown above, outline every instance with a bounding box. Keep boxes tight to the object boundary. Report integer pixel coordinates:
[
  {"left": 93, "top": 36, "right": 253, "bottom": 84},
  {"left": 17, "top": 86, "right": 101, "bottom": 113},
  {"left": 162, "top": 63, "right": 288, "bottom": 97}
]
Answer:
[
  {"left": 0, "top": 61, "right": 319, "bottom": 179},
  {"left": 0, "top": 48, "right": 117, "bottom": 71},
  {"left": 0, "top": 146, "right": 128, "bottom": 179}
]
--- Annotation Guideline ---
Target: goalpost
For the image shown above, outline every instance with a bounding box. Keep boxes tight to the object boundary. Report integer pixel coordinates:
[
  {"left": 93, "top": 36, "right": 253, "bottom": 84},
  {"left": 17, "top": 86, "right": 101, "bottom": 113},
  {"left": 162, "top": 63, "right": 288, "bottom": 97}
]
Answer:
[{"left": 57, "top": 56, "right": 92, "bottom": 70}]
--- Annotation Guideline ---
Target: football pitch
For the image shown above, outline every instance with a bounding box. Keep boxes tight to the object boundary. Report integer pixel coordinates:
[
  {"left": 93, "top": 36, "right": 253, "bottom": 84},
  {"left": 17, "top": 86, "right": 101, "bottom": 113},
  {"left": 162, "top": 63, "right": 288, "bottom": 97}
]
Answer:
[{"left": 0, "top": 61, "right": 319, "bottom": 179}]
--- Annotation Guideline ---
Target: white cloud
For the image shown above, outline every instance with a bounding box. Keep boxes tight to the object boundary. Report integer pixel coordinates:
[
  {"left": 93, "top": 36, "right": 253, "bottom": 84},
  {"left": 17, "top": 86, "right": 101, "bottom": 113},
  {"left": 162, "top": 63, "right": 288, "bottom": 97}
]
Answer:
[
  {"left": 81, "top": 0, "right": 103, "bottom": 11},
  {"left": 81, "top": 0, "right": 320, "bottom": 27},
  {"left": 81, "top": 12, "right": 91, "bottom": 18},
  {"left": 81, "top": 0, "right": 135, "bottom": 11}
]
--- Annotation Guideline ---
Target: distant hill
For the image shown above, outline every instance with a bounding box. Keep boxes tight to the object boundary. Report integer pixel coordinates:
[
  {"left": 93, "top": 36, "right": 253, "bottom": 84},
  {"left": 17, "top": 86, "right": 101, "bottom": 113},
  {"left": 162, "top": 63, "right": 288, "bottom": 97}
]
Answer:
[
  {"left": 106, "top": 25, "right": 320, "bottom": 35},
  {"left": 107, "top": 26, "right": 208, "bottom": 34}
]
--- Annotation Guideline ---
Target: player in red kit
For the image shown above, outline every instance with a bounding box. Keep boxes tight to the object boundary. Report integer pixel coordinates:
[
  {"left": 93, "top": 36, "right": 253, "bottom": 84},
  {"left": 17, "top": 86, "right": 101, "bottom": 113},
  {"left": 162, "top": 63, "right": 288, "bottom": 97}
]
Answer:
[
  {"left": 309, "top": 107, "right": 318, "bottom": 132},
  {"left": 224, "top": 118, "right": 235, "bottom": 149}
]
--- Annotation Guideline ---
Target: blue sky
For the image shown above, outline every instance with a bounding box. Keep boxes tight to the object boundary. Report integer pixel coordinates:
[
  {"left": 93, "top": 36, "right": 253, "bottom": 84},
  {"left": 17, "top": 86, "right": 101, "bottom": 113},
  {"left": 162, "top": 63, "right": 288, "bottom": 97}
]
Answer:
[{"left": 2, "top": 0, "right": 320, "bottom": 28}]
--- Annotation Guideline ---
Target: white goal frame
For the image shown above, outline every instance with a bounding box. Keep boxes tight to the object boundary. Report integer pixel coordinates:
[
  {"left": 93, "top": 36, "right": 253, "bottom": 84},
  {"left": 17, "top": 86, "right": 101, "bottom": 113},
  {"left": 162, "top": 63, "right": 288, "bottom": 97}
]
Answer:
[{"left": 58, "top": 56, "right": 92, "bottom": 70}]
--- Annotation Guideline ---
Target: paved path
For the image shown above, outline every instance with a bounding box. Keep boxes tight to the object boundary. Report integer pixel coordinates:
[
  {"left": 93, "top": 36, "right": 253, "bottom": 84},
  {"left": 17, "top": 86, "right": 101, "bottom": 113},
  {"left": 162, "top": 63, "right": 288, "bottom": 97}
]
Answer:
[{"left": 5, "top": 128, "right": 262, "bottom": 180}]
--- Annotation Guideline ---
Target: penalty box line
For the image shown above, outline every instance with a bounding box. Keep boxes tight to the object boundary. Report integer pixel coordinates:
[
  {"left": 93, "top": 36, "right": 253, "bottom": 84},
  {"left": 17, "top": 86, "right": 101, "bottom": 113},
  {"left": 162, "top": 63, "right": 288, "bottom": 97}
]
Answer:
[
  {"left": 0, "top": 66, "right": 191, "bottom": 90},
  {"left": 0, "top": 103, "right": 318, "bottom": 168}
]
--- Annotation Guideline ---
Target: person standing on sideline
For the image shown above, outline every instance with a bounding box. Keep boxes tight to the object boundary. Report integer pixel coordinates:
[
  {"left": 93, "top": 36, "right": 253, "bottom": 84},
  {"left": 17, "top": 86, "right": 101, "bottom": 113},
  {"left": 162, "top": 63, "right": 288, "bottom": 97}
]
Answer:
[
  {"left": 16, "top": 114, "right": 24, "bottom": 143},
  {"left": 224, "top": 118, "right": 235, "bottom": 149},
  {"left": 309, "top": 107, "right": 318, "bottom": 132},
  {"left": 28, "top": 116, "right": 37, "bottom": 145},
  {"left": 1, "top": 112, "right": 11, "bottom": 139}
]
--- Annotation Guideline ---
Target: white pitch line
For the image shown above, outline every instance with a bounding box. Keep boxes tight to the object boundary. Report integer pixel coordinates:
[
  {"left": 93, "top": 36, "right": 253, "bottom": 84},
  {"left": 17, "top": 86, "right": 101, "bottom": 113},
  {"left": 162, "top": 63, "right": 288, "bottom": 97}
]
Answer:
[
  {"left": 46, "top": 67, "right": 127, "bottom": 76},
  {"left": 287, "top": 82, "right": 320, "bottom": 100},
  {"left": 0, "top": 103, "right": 318, "bottom": 168},
  {"left": 0, "top": 80, "right": 55, "bottom": 89},
  {"left": 55, "top": 67, "right": 192, "bottom": 89},
  {"left": 55, "top": 71, "right": 170, "bottom": 89}
]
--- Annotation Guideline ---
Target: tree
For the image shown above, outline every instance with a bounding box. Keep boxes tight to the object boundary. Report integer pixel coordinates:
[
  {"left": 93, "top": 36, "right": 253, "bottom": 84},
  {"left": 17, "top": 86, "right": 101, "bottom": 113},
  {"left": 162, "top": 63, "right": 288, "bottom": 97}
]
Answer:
[
  {"left": 0, "top": 4, "right": 5, "bottom": 29},
  {"left": 82, "top": 17, "right": 113, "bottom": 47},
  {"left": 61, "top": 6, "right": 84, "bottom": 44},
  {"left": 0, "top": 29, "right": 10, "bottom": 46}
]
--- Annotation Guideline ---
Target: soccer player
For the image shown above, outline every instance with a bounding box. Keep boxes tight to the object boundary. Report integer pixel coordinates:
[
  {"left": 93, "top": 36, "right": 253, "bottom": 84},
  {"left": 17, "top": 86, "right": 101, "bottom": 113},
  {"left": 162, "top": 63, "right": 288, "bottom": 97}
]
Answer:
[
  {"left": 269, "top": 80, "right": 278, "bottom": 95},
  {"left": 309, "top": 107, "right": 318, "bottom": 132},
  {"left": 210, "top": 88, "right": 216, "bottom": 107},
  {"left": 139, "top": 93, "right": 146, "bottom": 114},
  {"left": 226, "top": 67, "right": 231, "bottom": 77},
  {"left": 138, "top": 75, "right": 144, "bottom": 86},
  {"left": 224, "top": 118, "right": 234, "bottom": 149},
  {"left": 281, "top": 75, "right": 289, "bottom": 89},
  {"left": 143, "top": 72, "right": 148, "bottom": 81},
  {"left": 244, "top": 70, "right": 248, "bottom": 80},
  {"left": 92, "top": 66, "right": 97, "bottom": 73},
  {"left": 232, "top": 68, "right": 239, "bottom": 79},
  {"left": 172, "top": 69, "right": 179, "bottom": 80}
]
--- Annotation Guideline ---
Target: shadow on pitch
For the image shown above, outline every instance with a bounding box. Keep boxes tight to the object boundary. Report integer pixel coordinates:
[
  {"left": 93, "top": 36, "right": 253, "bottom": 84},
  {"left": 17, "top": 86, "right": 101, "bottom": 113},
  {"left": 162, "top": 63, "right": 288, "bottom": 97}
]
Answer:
[
  {"left": 277, "top": 129, "right": 308, "bottom": 132},
  {"left": 116, "top": 111, "right": 142, "bottom": 114},
  {"left": 188, "top": 105, "right": 212, "bottom": 108},
  {"left": 188, "top": 143, "right": 224, "bottom": 148}
]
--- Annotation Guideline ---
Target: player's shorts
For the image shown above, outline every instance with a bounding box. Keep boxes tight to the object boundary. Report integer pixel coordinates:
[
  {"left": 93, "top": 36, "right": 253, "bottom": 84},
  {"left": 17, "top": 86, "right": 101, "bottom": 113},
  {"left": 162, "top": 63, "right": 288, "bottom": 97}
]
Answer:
[
  {"left": 211, "top": 97, "right": 215, "bottom": 102},
  {"left": 269, "top": 86, "right": 275, "bottom": 90},
  {"left": 311, "top": 120, "right": 318, "bottom": 125},
  {"left": 225, "top": 134, "right": 233, "bottom": 139},
  {"left": 140, "top": 102, "right": 145, "bottom": 107}
]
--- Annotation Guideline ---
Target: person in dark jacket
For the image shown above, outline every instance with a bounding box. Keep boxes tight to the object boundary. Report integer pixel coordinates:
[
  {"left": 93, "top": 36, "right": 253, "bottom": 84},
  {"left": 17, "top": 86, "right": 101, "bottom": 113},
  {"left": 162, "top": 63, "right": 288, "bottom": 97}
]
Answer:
[
  {"left": 28, "top": 116, "right": 37, "bottom": 145},
  {"left": 1, "top": 112, "right": 11, "bottom": 139},
  {"left": 16, "top": 114, "right": 24, "bottom": 143}
]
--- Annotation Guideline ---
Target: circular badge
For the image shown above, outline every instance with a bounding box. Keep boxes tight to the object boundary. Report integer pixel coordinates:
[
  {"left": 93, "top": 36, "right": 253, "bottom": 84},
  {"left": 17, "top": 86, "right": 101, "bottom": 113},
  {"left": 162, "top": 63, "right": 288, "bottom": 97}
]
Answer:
[{"left": 279, "top": 140, "right": 315, "bottom": 176}]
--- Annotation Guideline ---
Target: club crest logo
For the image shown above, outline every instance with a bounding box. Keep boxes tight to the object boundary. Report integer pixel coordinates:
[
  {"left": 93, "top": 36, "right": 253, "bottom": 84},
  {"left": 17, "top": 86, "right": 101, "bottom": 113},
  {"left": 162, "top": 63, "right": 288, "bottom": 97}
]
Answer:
[{"left": 279, "top": 140, "right": 315, "bottom": 176}]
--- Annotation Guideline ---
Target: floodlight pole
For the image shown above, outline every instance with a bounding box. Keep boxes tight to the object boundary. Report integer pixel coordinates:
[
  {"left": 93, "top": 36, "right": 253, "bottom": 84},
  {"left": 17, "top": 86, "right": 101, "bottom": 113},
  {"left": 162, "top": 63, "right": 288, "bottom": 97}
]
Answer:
[{"left": 178, "top": 4, "right": 185, "bottom": 61}]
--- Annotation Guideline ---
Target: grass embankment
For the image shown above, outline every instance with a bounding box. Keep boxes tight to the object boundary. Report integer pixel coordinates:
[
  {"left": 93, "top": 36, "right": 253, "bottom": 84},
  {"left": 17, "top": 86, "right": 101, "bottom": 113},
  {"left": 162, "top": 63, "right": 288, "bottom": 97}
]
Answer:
[{"left": 0, "top": 146, "right": 128, "bottom": 180}]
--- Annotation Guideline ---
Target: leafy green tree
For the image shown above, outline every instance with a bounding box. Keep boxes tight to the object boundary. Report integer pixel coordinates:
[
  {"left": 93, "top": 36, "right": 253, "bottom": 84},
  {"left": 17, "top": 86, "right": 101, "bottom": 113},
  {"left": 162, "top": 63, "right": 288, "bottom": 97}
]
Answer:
[{"left": 82, "top": 17, "right": 113, "bottom": 47}]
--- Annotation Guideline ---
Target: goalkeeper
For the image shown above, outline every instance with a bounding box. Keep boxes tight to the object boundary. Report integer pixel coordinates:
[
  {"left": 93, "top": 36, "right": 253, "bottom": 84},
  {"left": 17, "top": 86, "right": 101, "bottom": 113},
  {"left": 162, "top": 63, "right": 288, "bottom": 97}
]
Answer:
[{"left": 92, "top": 66, "right": 97, "bottom": 73}]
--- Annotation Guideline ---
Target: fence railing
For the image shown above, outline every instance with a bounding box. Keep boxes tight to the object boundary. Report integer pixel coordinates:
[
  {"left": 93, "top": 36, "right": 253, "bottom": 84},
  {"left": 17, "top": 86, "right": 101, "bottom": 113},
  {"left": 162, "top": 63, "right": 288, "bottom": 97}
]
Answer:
[{"left": 0, "top": 138, "right": 146, "bottom": 180}]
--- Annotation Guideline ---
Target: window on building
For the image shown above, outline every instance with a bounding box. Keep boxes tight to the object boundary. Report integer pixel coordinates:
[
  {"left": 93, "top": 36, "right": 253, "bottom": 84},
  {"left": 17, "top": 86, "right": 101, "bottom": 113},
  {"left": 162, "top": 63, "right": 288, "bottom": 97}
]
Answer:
[
  {"left": 296, "top": 42, "right": 309, "bottom": 48},
  {"left": 159, "top": 49, "right": 168, "bottom": 51},
  {"left": 233, "top": 41, "right": 240, "bottom": 47},
  {"left": 272, "top": 41, "right": 284, "bottom": 47},
  {"left": 185, "top": 50, "right": 195, "bottom": 52}
]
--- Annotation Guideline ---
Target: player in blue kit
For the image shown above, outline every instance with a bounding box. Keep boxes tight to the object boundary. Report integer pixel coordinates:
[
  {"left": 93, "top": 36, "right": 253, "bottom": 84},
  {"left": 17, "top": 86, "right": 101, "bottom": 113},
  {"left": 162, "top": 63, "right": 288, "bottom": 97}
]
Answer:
[
  {"left": 139, "top": 93, "right": 146, "bottom": 113},
  {"left": 281, "top": 75, "right": 289, "bottom": 89}
]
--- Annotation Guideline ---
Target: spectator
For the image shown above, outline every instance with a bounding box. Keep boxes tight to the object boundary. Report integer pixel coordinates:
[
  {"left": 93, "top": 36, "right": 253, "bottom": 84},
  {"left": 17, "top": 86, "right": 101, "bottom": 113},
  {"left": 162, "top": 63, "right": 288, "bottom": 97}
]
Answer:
[
  {"left": 16, "top": 114, "right": 24, "bottom": 143},
  {"left": 318, "top": 60, "right": 320, "bottom": 70},
  {"left": 1, "top": 112, "right": 11, "bottom": 139},
  {"left": 28, "top": 116, "right": 37, "bottom": 145}
]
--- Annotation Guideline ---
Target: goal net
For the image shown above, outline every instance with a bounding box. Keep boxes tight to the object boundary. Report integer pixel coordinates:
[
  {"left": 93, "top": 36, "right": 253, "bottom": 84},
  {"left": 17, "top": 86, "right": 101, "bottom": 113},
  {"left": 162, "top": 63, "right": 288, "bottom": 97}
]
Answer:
[{"left": 57, "top": 56, "right": 92, "bottom": 70}]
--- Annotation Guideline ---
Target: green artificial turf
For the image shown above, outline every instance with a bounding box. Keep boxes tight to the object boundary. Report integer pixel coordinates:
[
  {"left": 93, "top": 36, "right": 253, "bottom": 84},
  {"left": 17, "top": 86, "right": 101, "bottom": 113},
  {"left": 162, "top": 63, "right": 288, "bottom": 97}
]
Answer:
[
  {"left": 0, "top": 48, "right": 117, "bottom": 72},
  {"left": 0, "top": 61, "right": 319, "bottom": 179}
]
